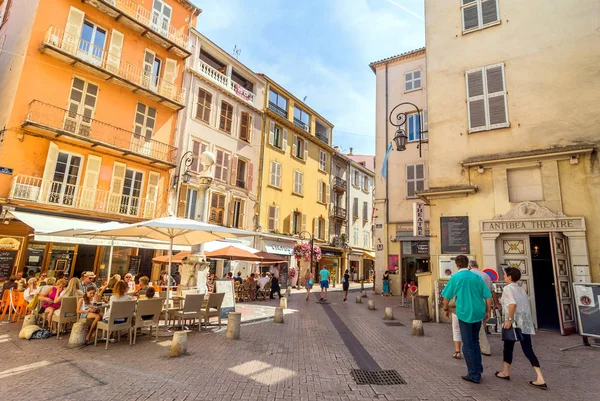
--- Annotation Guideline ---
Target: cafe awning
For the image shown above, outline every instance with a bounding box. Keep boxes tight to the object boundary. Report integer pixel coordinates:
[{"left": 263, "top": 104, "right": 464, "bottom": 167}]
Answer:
[
  {"left": 363, "top": 251, "right": 375, "bottom": 259},
  {"left": 9, "top": 211, "right": 190, "bottom": 250}
]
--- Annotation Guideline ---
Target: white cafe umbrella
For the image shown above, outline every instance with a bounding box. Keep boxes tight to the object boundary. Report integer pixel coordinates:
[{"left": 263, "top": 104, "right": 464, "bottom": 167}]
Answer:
[{"left": 84, "top": 216, "right": 255, "bottom": 327}]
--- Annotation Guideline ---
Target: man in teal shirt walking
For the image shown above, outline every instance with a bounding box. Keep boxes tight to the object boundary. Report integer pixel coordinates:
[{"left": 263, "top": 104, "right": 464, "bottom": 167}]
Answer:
[
  {"left": 319, "top": 267, "right": 330, "bottom": 302},
  {"left": 442, "top": 255, "right": 492, "bottom": 383}
]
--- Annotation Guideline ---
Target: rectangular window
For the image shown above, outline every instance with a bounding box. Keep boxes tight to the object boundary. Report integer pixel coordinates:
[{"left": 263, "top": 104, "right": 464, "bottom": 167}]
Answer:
[
  {"left": 363, "top": 201, "right": 368, "bottom": 221},
  {"left": 317, "top": 218, "right": 325, "bottom": 240},
  {"left": 353, "top": 227, "right": 359, "bottom": 246},
  {"left": 121, "top": 169, "right": 143, "bottom": 216},
  {"left": 319, "top": 150, "right": 327, "bottom": 172},
  {"left": 353, "top": 197, "right": 359, "bottom": 218},
  {"left": 293, "top": 135, "right": 305, "bottom": 159},
  {"left": 235, "top": 159, "right": 247, "bottom": 189},
  {"left": 142, "top": 50, "right": 161, "bottom": 90},
  {"left": 231, "top": 198, "right": 244, "bottom": 228},
  {"left": 293, "top": 106, "right": 310, "bottom": 131},
  {"left": 269, "top": 121, "right": 286, "bottom": 150},
  {"left": 293, "top": 170, "right": 303, "bottom": 195},
  {"left": 406, "top": 164, "right": 425, "bottom": 198},
  {"left": 219, "top": 101, "right": 233, "bottom": 133},
  {"left": 461, "top": 0, "right": 500, "bottom": 34},
  {"left": 269, "top": 161, "right": 282, "bottom": 187},
  {"left": 190, "top": 140, "right": 208, "bottom": 173},
  {"left": 353, "top": 170, "right": 360, "bottom": 187},
  {"left": 209, "top": 192, "right": 226, "bottom": 225},
  {"left": 79, "top": 20, "right": 107, "bottom": 66},
  {"left": 407, "top": 113, "right": 421, "bottom": 142},
  {"left": 134, "top": 103, "right": 156, "bottom": 139},
  {"left": 214, "top": 149, "right": 230, "bottom": 182},
  {"left": 195, "top": 88, "right": 212, "bottom": 123},
  {"left": 405, "top": 70, "right": 421, "bottom": 92},
  {"left": 362, "top": 175, "right": 369, "bottom": 192},
  {"left": 185, "top": 188, "right": 198, "bottom": 219},
  {"left": 292, "top": 211, "right": 301, "bottom": 234},
  {"left": 268, "top": 89, "right": 288, "bottom": 118},
  {"left": 507, "top": 167, "right": 544, "bottom": 202},
  {"left": 49, "top": 151, "right": 82, "bottom": 206},
  {"left": 364, "top": 231, "right": 370, "bottom": 248},
  {"left": 268, "top": 205, "right": 279, "bottom": 231},
  {"left": 318, "top": 181, "right": 327, "bottom": 203},
  {"left": 239, "top": 112, "right": 251, "bottom": 142},
  {"left": 466, "top": 63, "right": 509, "bottom": 133},
  {"left": 151, "top": 0, "right": 172, "bottom": 36},
  {"left": 64, "top": 77, "right": 98, "bottom": 136}
]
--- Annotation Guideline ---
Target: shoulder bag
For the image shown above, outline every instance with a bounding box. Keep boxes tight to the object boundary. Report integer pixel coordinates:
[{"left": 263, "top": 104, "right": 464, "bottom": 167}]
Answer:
[{"left": 501, "top": 321, "right": 524, "bottom": 342}]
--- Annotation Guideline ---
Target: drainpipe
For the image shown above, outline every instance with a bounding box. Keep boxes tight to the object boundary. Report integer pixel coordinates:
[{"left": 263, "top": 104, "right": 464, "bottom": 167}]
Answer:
[
  {"left": 255, "top": 82, "right": 268, "bottom": 232},
  {"left": 383, "top": 63, "right": 390, "bottom": 295}
]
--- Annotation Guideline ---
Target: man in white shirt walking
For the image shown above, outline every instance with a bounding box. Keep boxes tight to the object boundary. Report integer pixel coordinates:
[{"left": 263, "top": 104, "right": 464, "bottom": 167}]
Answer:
[{"left": 469, "top": 260, "right": 497, "bottom": 356}]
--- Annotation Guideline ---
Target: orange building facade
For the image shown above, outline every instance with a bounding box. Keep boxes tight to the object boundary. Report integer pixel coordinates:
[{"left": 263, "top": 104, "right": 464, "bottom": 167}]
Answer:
[{"left": 0, "top": 0, "right": 199, "bottom": 281}]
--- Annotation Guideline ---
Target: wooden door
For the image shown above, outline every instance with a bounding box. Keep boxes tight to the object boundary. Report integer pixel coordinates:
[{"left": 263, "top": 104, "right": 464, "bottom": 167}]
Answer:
[{"left": 550, "top": 232, "right": 576, "bottom": 335}]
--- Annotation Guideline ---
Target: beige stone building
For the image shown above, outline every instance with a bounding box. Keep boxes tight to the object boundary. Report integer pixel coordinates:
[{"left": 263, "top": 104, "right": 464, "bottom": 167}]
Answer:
[
  {"left": 420, "top": 0, "right": 599, "bottom": 334},
  {"left": 370, "top": 48, "right": 430, "bottom": 294}
]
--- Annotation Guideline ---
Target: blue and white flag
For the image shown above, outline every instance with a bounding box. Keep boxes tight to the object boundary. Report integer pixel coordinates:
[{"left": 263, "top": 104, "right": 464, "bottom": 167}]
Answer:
[{"left": 381, "top": 143, "right": 393, "bottom": 179}]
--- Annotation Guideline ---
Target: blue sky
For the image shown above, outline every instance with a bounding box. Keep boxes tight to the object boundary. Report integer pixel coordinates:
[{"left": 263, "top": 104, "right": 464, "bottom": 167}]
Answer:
[{"left": 192, "top": 0, "right": 425, "bottom": 155}]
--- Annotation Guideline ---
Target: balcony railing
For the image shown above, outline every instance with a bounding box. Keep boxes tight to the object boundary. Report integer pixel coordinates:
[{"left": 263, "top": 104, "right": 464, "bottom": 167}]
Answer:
[
  {"left": 9, "top": 175, "right": 161, "bottom": 219},
  {"left": 331, "top": 206, "right": 347, "bottom": 220},
  {"left": 316, "top": 131, "right": 329, "bottom": 145},
  {"left": 42, "top": 26, "right": 184, "bottom": 107},
  {"left": 25, "top": 100, "right": 177, "bottom": 166},
  {"left": 235, "top": 179, "right": 246, "bottom": 189},
  {"left": 293, "top": 118, "right": 310, "bottom": 132},
  {"left": 84, "top": 0, "right": 190, "bottom": 54},
  {"left": 195, "top": 60, "right": 256, "bottom": 104},
  {"left": 332, "top": 176, "right": 347, "bottom": 191},
  {"left": 268, "top": 102, "right": 288, "bottom": 119}
]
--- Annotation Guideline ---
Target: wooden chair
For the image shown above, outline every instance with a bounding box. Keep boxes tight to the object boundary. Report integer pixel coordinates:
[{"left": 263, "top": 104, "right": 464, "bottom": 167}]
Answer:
[
  {"left": 260, "top": 282, "right": 272, "bottom": 300},
  {"left": 132, "top": 298, "right": 163, "bottom": 344},
  {"left": 51, "top": 296, "right": 79, "bottom": 339},
  {"left": 234, "top": 282, "right": 241, "bottom": 302},
  {"left": 95, "top": 300, "right": 136, "bottom": 349},
  {"left": 200, "top": 292, "right": 225, "bottom": 329},
  {"left": 173, "top": 293, "right": 205, "bottom": 331}
]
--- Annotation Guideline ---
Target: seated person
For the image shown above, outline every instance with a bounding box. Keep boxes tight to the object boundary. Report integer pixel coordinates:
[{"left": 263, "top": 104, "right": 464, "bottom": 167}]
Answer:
[
  {"left": 104, "top": 280, "right": 132, "bottom": 323},
  {"left": 134, "top": 276, "right": 150, "bottom": 296},
  {"left": 258, "top": 273, "right": 270, "bottom": 290},
  {"left": 145, "top": 286, "right": 156, "bottom": 298},
  {"left": 77, "top": 286, "right": 103, "bottom": 344},
  {"left": 233, "top": 272, "right": 243, "bottom": 284}
]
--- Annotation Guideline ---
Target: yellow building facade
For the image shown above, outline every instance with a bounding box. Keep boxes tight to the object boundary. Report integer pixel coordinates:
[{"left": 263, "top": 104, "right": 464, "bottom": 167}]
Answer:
[
  {"left": 256, "top": 76, "right": 336, "bottom": 282},
  {"left": 421, "top": 0, "right": 599, "bottom": 334}
]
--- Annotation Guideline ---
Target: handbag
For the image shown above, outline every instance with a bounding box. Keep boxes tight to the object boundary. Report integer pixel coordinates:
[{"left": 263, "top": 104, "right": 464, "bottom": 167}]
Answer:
[
  {"left": 308, "top": 281, "right": 313, "bottom": 286},
  {"left": 501, "top": 322, "right": 524, "bottom": 342},
  {"left": 27, "top": 292, "right": 40, "bottom": 310}
]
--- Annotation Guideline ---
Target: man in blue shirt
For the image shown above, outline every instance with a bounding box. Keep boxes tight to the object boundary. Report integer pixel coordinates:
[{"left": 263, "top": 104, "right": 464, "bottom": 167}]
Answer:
[
  {"left": 442, "top": 255, "right": 492, "bottom": 383},
  {"left": 319, "top": 267, "right": 330, "bottom": 302}
]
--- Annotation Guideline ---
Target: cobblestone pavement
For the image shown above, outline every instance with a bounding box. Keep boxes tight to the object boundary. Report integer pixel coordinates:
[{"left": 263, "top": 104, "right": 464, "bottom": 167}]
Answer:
[{"left": 0, "top": 289, "right": 598, "bottom": 401}]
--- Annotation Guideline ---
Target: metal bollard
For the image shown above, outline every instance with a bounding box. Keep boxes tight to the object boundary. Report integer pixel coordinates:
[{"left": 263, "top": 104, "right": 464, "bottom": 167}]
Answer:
[{"left": 226, "top": 312, "right": 241, "bottom": 340}]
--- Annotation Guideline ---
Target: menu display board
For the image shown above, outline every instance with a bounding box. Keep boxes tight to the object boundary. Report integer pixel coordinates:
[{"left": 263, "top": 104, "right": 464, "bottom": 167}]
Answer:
[
  {"left": 214, "top": 279, "right": 235, "bottom": 318},
  {"left": 573, "top": 283, "right": 600, "bottom": 338},
  {"left": 0, "top": 250, "right": 17, "bottom": 281},
  {"left": 441, "top": 216, "right": 470, "bottom": 254},
  {"left": 128, "top": 255, "right": 141, "bottom": 276}
]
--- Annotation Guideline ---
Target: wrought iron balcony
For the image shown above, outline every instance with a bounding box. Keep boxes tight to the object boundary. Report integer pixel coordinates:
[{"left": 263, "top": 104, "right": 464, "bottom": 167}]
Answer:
[
  {"left": 268, "top": 102, "right": 288, "bottom": 119},
  {"left": 331, "top": 206, "right": 347, "bottom": 220},
  {"left": 23, "top": 100, "right": 177, "bottom": 167},
  {"left": 316, "top": 131, "right": 329, "bottom": 145},
  {"left": 82, "top": 0, "right": 191, "bottom": 58},
  {"left": 193, "top": 60, "right": 256, "bottom": 104},
  {"left": 332, "top": 176, "right": 347, "bottom": 192},
  {"left": 9, "top": 175, "right": 163, "bottom": 219},
  {"left": 293, "top": 118, "right": 309, "bottom": 132},
  {"left": 40, "top": 26, "right": 185, "bottom": 110}
]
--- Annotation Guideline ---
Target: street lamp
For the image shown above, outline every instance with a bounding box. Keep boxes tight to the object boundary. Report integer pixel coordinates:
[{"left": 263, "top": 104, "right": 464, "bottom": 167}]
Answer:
[
  {"left": 172, "top": 150, "right": 194, "bottom": 189},
  {"left": 389, "top": 102, "right": 423, "bottom": 157}
]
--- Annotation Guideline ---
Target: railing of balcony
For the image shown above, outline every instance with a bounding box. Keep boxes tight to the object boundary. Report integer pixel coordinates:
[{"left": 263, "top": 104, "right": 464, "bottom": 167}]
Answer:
[
  {"left": 268, "top": 102, "right": 288, "bottom": 119},
  {"left": 26, "top": 100, "right": 177, "bottom": 164},
  {"left": 333, "top": 176, "right": 347, "bottom": 191},
  {"left": 9, "top": 175, "right": 160, "bottom": 219},
  {"left": 293, "top": 118, "right": 309, "bottom": 132},
  {"left": 230, "top": 80, "right": 255, "bottom": 103},
  {"left": 332, "top": 206, "right": 347, "bottom": 220},
  {"left": 316, "top": 132, "right": 329, "bottom": 145},
  {"left": 106, "top": 0, "right": 189, "bottom": 49},
  {"left": 196, "top": 60, "right": 256, "bottom": 103},
  {"left": 43, "top": 26, "right": 184, "bottom": 104}
]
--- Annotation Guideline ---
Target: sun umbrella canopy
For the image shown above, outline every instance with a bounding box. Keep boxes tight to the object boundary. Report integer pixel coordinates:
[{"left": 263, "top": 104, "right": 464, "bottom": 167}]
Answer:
[
  {"left": 255, "top": 251, "right": 288, "bottom": 263},
  {"left": 205, "top": 246, "right": 264, "bottom": 261},
  {"left": 152, "top": 251, "right": 191, "bottom": 264}
]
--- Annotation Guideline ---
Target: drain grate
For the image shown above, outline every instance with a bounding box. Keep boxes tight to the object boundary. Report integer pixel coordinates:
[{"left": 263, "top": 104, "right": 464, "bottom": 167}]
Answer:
[
  {"left": 384, "top": 321, "right": 404, "bottom": 327},
  {"left": 351, "top": 369, "right": 406, "bottom": 385}
]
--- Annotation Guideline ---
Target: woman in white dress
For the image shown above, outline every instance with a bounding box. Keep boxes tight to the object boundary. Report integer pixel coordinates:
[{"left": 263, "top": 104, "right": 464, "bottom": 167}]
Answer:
[{"left": 495, "top": 267, "right": 547, "bottom": 390}]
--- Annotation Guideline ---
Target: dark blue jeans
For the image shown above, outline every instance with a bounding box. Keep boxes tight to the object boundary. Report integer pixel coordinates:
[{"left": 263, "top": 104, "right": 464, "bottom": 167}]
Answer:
[{"left": 458, "top": 319, "right": 483, "bottom": 382}]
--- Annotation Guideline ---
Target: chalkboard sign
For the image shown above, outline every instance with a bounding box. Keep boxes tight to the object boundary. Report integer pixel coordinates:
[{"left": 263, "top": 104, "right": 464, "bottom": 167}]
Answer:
[
  {"left": 214, "top": 279, "right": 235, "bottom": 318},
  {"left": 441, "top": 216, "right": 470, "bottom": 254},
  {"left": 573, "top": 283, "right": 600, "bottom": 338},
  {"left": 0, "top": 250, "right": 17, "bottom": 281},
  {"left": 128, "top": 256, "right": 141, "bottom": 276}
]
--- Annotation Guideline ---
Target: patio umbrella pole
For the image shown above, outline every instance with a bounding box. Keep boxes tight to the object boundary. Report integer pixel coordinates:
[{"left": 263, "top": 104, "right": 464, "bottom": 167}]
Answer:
[
  {"left": 165, "top": 236, "right": 173, "bottom": 328},
  {"left": 107, "top": 239, "right": 114, "bottom": 278}
]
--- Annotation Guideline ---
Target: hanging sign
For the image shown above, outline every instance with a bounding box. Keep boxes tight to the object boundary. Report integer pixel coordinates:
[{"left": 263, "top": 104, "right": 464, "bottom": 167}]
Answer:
[{"left": 413, "top": 203, "right": 425, "bottom": 236}]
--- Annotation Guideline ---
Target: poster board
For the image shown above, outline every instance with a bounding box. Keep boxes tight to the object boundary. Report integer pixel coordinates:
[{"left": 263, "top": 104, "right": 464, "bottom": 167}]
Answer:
[
  {"left": 214, "top": 279, "right": 235, "bottom": 318},
  {"left": 0, "top": 250, "right": 17, "bottom": 281},
  {"left": 438, "top": 255, "right": 474, "bottom": 280},
  {"left": 128, "top": 255, "right": 141, "bottom": 276},
  {"left": 441, "top": 216, "right": 470, "bottom": 254},
  {"left": 573, "top": 283, "right": 600, "bottom": 338}
]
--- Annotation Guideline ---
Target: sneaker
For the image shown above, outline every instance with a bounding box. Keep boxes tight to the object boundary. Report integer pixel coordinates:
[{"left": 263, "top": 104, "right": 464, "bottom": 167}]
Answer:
[{"left": 343, "top": 298, "right": 347, "bottom": 302}]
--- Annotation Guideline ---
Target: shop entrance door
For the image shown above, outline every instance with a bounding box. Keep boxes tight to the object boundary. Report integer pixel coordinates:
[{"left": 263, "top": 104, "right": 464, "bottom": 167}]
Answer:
[
  {"left": 73, "top": 245, "right": 97, "bottom": 278},
  {"left": 530, "top": 235, "right": 559, "bottom": 331},
  {"left": 549, "top": 232, "right": 576, "bottom": 335}
]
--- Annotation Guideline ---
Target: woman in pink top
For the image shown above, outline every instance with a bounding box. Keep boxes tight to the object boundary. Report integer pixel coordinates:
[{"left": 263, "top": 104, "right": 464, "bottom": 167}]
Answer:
[{"left": 39, "top": 278, "right": 67, "bottom": 330}]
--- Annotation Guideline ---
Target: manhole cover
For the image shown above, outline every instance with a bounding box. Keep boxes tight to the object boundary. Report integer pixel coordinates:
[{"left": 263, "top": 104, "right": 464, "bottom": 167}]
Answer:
[
  {"left": 384, "top": 321, "right": 404, "bottom": 326},
  {"left": 351, "top": 369, "right": 406, "bottom": 385}
]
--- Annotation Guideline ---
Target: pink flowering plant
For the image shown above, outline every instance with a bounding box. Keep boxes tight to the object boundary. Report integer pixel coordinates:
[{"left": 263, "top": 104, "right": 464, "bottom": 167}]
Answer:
[{"left": 293, "top": 243, "right": 322, "bottom": 263}]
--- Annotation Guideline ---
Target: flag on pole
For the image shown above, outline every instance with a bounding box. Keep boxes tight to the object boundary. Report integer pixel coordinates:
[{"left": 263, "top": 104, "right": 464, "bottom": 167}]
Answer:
[{"left": 381, "top": 143, "right": 393, "bottom": 179}]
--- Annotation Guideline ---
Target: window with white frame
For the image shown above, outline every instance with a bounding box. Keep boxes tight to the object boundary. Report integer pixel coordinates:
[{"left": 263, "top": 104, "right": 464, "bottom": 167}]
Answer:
[
  {"left": 319, "top": 150, "right": 327, "bottom": 172},
  {"left": 292, "top": 211, "right": 301, "bottom": 234},
  {"left": 406, "top": 164, "right": 425, "bottom": 198},
  {"left": 317, "top": 217, "right": 325, "bottom": 240},
  {"left": 269, "top": 121, "right": 285, "bottom": 149},
  {"left": 268, "top": 205, "right": 279, "bottom": 231},
  {"left": 353, "top": 170, "right": 360, "bottom": 187},
  {"left": 318, "top": 181, "right": 327, "bottom": 203},
  {"left": 269, "top": 161, "right": 281, "bottom": 188},
  {"left": 231, "top": 198, "right": 245, "bottom": 228},
  {"left": 293, "top": 170, "right": 303, "bottom": 195},
  {"left": 407, "top": 113, "right": 421, "bottom": 142},
  {"left": 293, "top": 135, "right": 306, "bottom": 160},
  {"left": 353, "top": 197, "right": 359, "bottom": 218},
  {"left": 362, "top": 174, "right": 369, "bottom": 192},
  {"left": 405, "top": 70, "right": 421, "bottom": 92},
  {"left": 353, "top": 227, "right": 359, "bottom": 246},
  {"left": 214, "top": 149, "right": 230, "bottom": 182},
  {"left": 461, "top": 0, "right": 500, "bottom": 34},
  {"left": 466, "top": 63, "right": 509, "bottom": 133},
  {"left": 363, "top": 231, "right": 370, "bottom": 248},
  {"left": 185, "top": 188, "right": 198, "bottom": 219},
  {"left": 134, "top": 103, "right": 156, "bottom": 139}
]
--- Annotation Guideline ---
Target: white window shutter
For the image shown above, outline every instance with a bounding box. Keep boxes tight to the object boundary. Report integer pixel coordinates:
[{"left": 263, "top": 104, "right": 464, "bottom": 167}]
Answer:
[
  {"left": 269, "top": 161, "right": 276, "bottom": 186},
  {"left": 301, "top": 213, "right": 307, "bottom": 232},
  {"left": 230, "top": 156, "right": 238, "bottom": 186},
  {"left": 406, "top": 165, "right": 415, "bottom": 197},
  {"left": 292, "top": 134, "right": 298, "bottom": 157},
  {"left": 276, "top": 163, "right": 281, "bottom": 187},
  {"left": 162, "top": 58, "right": 177, "bottom": 98},
  {"left": 466, "top": 68, "right": 487, "bottom": 132},
  {"left": 312, "top": 217, "right": 318, "bottom": 238},
  {"left": 481, "top": 0, "right": 499, "bottom": 25},
  {"left": 40, "top": 142, "right": 60, "bottom": 201},
  {"left": 325, "top": 183, "right": 330, "bottom": 204},
  {"left": 222, "top": 152, "right": 230, "bottom": 183},
  {"left": 63, "top": 7, "right": 85, "bottom": 53},
  {"left": 318, "top": 180, "right": 323, "bottom": 202},
  {"left": 274, "top": 206, "right": 279, "bottom": 230},
  {"left": 324, "top": 220, "right": 329, "bottom": 241},
  {"left": 144, "top": 171, "right": 160, "bottom": 218},
  {"left": 106, "top": 29, "right": 124, "bottom": 73},
  {"left": 269, "top": 121, "right": 275, "bottom": 146},
  {"left": 421, "top": 108, "right": 428, "bottom": 139},
  {"left": 282, "top": 128, "right": 288, "bottom": 151},
  {"left": 304, "top": 140, "right": 309, "bottom": 161},
  {"left": 247, "top": 162, "right": 253, "bottom": 191},
  {"left": 108, "top": 162, "right": 127, "bottom": 212},
  {"left": 461, "top": 0, "right": 480, "bottom": 32},
  {"left": 80, "top": 154, "right": 102, "bottom": 210},
  {"left": 214, "top": 149, "right": 223, "bottom": 180},
  {"left": 486, "top": 64, "right": 509, "bottom": 128}
]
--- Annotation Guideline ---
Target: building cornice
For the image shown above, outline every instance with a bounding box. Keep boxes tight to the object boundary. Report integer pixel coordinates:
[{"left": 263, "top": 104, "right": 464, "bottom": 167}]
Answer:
[
  {"left": 416, "top": 185, "right": 478, "bottom": 203},
  {"left": 461, "top": 143, "right": 596, "bottom": 167},
  {"left": 369, "top": 47, "right": 426, "bottom": 73}
]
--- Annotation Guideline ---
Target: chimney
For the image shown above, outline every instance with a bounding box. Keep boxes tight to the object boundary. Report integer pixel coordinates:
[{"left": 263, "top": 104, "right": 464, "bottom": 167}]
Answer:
[{"left": 349, "top": 147, "right": 353, "bottom": 155}]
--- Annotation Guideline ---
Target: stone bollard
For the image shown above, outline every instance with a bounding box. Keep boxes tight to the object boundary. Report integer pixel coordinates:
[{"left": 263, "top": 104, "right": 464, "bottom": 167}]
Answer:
[
  {"left": 384, "top": 307, "right": 394, "bottom": 320},
  {"left": 274, "top": 307, "right": 284, "bottom": 323},
  {"left": 22, "top": 314, "right": 37, "bottom": 328},
  {"left": 279, "top": 297, "right": 288, "bottom": 309},
  {"left": 361, "top": 290, "right": 368, "bottom": 298},
  {"left": 68, "top": 319, "right": 88, "bottom": 348},
  {"left": 368, "top": 300, "right": 376, "bottom": 310},
  {"left": 226, "top": 312, "right": 241, "bottom": 340},
  {"left": 169, "top": 330, "right": 190, "bottom": 357},
  {"left": 412, "top": 320, "right": 424, "bottom": 337},
  {"left": 355, "top": 296, "right": 362, "bottom": 303}
]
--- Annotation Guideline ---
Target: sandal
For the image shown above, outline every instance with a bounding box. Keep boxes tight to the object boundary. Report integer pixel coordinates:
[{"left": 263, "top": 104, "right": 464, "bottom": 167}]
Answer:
[
  {"left": 528, "top": 381, "right": 548, "bottom": 390},
  {"left": 452, "top": 351, "right": 461, "bottom": 359},
  {"left": 495, "top": 371, "right": 510, "bottom": 380}
]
